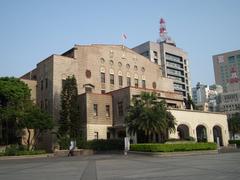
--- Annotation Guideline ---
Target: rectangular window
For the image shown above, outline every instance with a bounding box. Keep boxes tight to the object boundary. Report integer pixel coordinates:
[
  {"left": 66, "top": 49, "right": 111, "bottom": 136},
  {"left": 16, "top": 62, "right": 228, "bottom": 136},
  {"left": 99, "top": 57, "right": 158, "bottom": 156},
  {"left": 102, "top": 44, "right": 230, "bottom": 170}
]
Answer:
[
  {"left": 237, "top": 55, "right": 240, "bottom": 61},
  {"left": 118, "top": 102, "right": 123, "bottom": 116},
  {"left": 134, "top": 78, "right": 138, "bottom": 87},
  {"left": 127, "top": 77, "right": 131, "bottom": 86},
  {"left": 45, "top": 78, "right": 48, "bottom": 89},
  {"left": 106, "top": 105, "right": 110, "bottom": 117},
  {"left": 154, "top": 58, "right": 158, "bottom": 64},
  {"left": 110, "top": 74, "right": 114, "bottom": 85},
  {"left": 40, "top": 100, "right": 43, "bottom": 109},
  {"left": 94, "top": 132, "right": 99, "bottom": 140},
  {"left": 101, "top": 90, "right": 106, "bottom": 94},
  {"left": 93, "top": 104, "right": 98, "bottom": 116},
  {"left": 45, "top": 99, "right": 48, "bottom": 111},
  {"left": 228, "top": 56, "right": 235, "bottom": 63},
  {"left": 142, "top": 80, "right": 146, "bottom": 88},
  {"left": 41, "top": 80, "right": 43, "bottom": 90},
  {"left": 118, "top": 76, "right": 123, "bottom": 86},
  {"left": 153, "top": 51, "right": 158, "bottom": 57},
  {"left": 165, "top": 53, "right": 182, "bottom": 63},
  {"left": 101, "top": 72, "right": 105, "bottom": 83}
]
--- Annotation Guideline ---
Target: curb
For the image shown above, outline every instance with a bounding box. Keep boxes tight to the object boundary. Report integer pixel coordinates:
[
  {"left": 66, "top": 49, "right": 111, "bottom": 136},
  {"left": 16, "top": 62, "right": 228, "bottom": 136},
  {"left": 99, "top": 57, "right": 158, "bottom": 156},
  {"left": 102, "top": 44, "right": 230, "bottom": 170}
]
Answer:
[
  {"left": 0, "top": 154, "right": 54, "bottom": 160},
  {"left": 128, "top": 150, "right": 218, "bottom": 157}
]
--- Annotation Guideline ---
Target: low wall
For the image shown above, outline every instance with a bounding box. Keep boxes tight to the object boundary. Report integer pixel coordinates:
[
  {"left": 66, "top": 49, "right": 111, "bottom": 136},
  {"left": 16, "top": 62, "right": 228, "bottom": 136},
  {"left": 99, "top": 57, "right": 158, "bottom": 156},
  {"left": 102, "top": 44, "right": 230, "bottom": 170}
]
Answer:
[{"left": 54, "top": 149, "right": 94, "bottom": 157}]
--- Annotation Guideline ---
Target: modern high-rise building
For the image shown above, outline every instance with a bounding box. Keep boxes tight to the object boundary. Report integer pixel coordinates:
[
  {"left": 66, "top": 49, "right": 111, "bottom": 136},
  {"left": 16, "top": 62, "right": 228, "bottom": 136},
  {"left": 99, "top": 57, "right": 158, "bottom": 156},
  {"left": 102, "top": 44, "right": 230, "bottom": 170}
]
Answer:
[
  {"left": 192, "top": 82, "right": 222, "bottom": 112},
  {"left": 192, "top": 82, "right": 209, "bottom": 107},
  {"left": 212, "top": 50, "right": 240, "bottom": 92},
  {"left": 213, "top": 50, "right": 240, "bottom": 117},
  {"left": 133, "top": 41, "right": 191, "bottom": 100}
]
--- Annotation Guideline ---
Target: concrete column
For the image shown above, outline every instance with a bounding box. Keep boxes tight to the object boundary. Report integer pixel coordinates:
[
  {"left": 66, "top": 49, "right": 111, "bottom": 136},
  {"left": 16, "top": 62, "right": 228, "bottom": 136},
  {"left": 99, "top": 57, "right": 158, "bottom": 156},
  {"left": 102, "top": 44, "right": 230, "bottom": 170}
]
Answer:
[{"left": 208, "top": 128, "right": 214, "bottom": 143}]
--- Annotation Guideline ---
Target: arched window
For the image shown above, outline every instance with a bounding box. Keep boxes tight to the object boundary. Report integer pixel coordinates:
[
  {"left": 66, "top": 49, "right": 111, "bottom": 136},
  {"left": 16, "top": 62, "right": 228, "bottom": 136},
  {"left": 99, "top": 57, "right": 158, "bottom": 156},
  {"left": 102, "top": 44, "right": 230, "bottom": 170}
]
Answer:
[{"left": 110, "top": 69, "right": 114, "bottom": 85}]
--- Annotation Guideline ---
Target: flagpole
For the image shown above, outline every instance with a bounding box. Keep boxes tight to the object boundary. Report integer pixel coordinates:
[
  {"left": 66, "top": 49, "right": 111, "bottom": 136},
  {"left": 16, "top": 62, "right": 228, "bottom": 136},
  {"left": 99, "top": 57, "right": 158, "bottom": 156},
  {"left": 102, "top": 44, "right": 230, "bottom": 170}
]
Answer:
[
  {"left": 121, "top": 34, "right": 126, "bottom": 57},
  {"left": 122, "top": 33, "right": 125, "bottom": 50}
]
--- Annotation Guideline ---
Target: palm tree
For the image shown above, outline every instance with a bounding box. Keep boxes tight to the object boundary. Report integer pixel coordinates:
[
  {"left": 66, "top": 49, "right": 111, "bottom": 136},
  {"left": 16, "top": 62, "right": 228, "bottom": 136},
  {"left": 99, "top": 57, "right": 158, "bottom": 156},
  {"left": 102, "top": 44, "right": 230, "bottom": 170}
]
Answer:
[{"left": 125, "top": 92, "right": 176, "bottom": 143}]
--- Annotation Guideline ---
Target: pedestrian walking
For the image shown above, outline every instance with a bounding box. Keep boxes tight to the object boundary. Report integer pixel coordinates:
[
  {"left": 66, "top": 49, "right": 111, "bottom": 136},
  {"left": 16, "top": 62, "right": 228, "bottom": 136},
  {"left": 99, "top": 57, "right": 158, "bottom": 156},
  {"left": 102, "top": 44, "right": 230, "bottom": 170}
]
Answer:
[{"left": 68, "top": 141, "right": 75, "bottom": 156}]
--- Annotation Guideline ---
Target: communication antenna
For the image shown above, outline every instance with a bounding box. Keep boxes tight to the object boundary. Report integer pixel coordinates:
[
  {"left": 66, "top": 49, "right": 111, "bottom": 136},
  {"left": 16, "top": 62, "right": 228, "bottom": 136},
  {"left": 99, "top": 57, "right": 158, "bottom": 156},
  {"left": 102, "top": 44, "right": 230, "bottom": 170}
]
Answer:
[{"left": 158, "top": 18, "right": 176, "bottom": 46}]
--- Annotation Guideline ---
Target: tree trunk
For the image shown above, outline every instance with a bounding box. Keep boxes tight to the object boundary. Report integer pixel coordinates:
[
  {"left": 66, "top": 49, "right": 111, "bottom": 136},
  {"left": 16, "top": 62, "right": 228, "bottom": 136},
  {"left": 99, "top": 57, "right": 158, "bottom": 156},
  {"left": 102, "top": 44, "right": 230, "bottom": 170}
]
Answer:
[
  {"left": 147, "top": 131, "right": 151, "bottom": 143},
  {"left": 27, "top": 129, "right": 31, "bottom": 150},
  {"left": 6, "top": 119, "right": 8, "bottom": 145},
  {"left": 32, "top": 130, "right": 41, "bottom": 150}
]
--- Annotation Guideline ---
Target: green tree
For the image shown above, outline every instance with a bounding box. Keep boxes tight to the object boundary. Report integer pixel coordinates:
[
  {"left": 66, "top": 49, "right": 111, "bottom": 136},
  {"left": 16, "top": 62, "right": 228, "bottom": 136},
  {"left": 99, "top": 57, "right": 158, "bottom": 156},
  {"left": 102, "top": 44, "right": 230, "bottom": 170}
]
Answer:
[
  {"left": 58, "top": 75, "right": 81, "bottom": 140},
  {"left": 0, "top": 77, "right": 31, "bottom": 145},
  {"left": 228, "top": 113, "right": 240, "bottom": 140},
  {"left": 19, "top": 104, "right": 54, "bottom": 150},
  {"left": 184, "top": 94, "right": 196, "bottom": 110},
  {"left": 125, "top": 92, "right": 176, "bottom": 143}
]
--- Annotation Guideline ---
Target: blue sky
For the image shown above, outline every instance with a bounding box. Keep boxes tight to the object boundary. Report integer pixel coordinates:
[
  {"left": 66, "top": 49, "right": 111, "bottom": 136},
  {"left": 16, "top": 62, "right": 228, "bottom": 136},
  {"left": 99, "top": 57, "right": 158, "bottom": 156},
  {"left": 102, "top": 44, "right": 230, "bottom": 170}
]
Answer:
[{"left": 0, "top": 0, "right": 240, "bottom": 86}]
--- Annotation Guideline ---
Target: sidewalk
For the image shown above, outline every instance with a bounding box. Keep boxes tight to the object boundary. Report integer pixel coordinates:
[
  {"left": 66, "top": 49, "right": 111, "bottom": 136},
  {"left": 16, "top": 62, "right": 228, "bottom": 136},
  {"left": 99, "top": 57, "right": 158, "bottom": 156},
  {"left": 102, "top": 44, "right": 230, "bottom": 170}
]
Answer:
[{"left": 0, "top": 153, "right": 54, "bottom": 160}]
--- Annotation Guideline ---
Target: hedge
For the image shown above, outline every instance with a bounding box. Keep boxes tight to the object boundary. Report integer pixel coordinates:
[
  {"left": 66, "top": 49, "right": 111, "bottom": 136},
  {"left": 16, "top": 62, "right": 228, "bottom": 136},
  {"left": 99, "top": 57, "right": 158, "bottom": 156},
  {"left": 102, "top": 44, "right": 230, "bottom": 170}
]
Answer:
[
  {"left": 86, "top": 139, "right": 124, "bottom": 151},
  {"left": 228, "top": 140, "right": 240, "bottom": 145},
  {"left": 4, "top": 150, "right": 46, "bottom": 156},
  {"left": 0, "top": 145, "right": 46, "bottom": 156},
  {"left": 130, "top": 143, "right": 217, "bottom": 152}
]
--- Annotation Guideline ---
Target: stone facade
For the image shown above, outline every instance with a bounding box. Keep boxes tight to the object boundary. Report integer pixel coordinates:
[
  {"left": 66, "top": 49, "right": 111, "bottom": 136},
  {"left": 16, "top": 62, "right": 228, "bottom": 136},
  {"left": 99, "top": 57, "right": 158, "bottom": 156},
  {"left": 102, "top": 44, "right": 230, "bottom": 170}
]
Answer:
[
  {"left": 109, "top": 86, "right": 183, "bottom": 129},
  {"left": 21, "top": 79, "right": 37, "bottom": 103},
  {"left": 169, "top": 109, "right": 229, "bottom": 146},
  {"left": 79, "top": 93, "right": 112, "bottom": 140}
]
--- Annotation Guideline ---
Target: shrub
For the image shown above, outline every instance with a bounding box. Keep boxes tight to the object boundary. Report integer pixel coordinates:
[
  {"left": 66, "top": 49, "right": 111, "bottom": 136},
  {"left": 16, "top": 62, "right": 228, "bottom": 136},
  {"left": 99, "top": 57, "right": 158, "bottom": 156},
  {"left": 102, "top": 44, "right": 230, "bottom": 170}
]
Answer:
[
  {"left": 58, "top": 136, "right": 71, "bottom": 150},
  {"left": 76, "top": 137, "right": 87, "bottom": 149},
  {"left": 5, "top": 145, "right": 18, "bottom": 156},
  {"left": 185, "top": 136, "right": 196, "bottom": 141},
  {"left": 86, "top": 139, "right": 124, "bottom": 151},
  {"left": 229, "top": 140, "right": 240, "bottom": 148},
  {"left": 165, "top": 140, "right": 195, "bottom": 144},
  {"left": 4, "top": 144, "right": 46, "bottom": 156},
  {"left": 228, "top": 140, "right": 240, "bottom": 145},
  {"left": 130, "top": 143, "right": 217, "bottom": 152},
  {"left": 166, "top": 136, "right": 196, "bottom": 142},
  {"left": 166, "top": 138, "right": 182, "bottom": 142}
]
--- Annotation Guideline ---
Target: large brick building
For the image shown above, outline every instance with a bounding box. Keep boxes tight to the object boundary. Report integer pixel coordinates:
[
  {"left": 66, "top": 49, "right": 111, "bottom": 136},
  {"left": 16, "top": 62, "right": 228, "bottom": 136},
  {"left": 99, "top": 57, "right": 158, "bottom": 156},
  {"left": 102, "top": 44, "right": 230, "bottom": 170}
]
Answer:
[{"left": 21, "top": 44, "right": 229, "bottom": 150}]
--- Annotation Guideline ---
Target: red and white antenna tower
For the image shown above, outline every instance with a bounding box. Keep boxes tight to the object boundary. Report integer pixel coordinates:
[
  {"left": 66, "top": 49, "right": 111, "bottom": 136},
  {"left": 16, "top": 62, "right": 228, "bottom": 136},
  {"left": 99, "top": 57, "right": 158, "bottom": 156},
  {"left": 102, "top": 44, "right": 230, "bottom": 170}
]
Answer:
[{"left": 158, "top": 18, "right": 175, "bottom": 45}]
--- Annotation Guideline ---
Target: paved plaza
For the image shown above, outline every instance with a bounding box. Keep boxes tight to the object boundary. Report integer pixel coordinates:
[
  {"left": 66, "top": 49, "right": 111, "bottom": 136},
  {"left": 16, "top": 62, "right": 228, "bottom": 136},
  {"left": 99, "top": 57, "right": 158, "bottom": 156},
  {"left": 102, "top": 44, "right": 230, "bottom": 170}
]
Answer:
[{"left": 0, "top": 153, "right": 239, "bottom": 180}]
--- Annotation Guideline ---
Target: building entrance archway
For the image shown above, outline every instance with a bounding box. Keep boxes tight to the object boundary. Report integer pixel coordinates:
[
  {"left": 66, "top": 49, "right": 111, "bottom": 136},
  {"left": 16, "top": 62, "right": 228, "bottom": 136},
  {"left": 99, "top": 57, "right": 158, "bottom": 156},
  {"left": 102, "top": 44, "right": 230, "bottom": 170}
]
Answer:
[
  {"left": 213, "top": 125, "right": 223, "bottom": 146},
  {"left": 196, "top": 125, "right": 207, "bottom": 142},
  {"left": 177, "top": 124, "right": 189, "bottom": 140}
]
